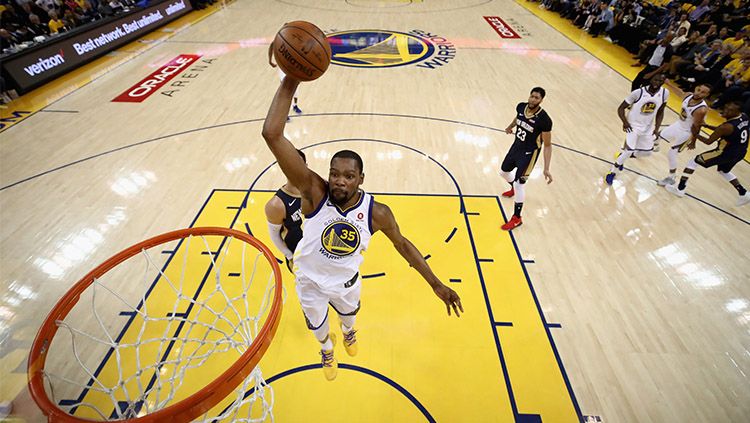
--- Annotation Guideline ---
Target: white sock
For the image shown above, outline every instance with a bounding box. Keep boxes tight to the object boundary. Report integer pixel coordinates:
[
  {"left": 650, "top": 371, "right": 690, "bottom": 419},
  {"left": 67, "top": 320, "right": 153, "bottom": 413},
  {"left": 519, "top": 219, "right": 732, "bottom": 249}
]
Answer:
[
  {"left": 312, "top": 317, "right": 333, "bottom": 350},
  {"left": 611, "top": 150, "right": 633, "bottom": 173},
  {"left": 718, "top": 171, "right": 736, "bottom": 182},
  {"left": 667, "top": 147, "right": 679, "bottom": 172},
  {"left": 339, "top": 314, "right": 356, "bottom": 333},
  {"left": 513, "top": 181, "right": 526, "bottom": 203}
]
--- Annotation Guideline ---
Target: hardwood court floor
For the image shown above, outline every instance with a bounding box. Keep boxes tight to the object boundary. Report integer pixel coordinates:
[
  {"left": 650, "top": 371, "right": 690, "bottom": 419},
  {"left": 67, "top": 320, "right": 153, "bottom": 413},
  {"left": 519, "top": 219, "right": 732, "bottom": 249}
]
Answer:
[{"left": 1, "top": 0, "right": 749, "bottom": 422}]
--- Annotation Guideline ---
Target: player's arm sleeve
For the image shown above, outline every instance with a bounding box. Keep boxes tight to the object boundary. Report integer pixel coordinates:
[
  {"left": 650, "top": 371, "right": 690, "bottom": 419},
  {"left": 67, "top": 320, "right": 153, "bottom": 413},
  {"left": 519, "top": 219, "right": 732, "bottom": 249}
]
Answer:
[
  {"left": 267, "top": 222, "right": 294, "bottom": 259},
  {"left": 624, "top": 89, "right": 640, "bottom": 105}
]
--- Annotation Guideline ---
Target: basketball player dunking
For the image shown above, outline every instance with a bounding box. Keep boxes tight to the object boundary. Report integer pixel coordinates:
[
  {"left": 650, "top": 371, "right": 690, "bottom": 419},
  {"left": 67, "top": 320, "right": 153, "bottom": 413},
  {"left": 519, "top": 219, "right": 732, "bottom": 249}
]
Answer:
[
  {"left": 499, "top": 87, "right": 554, "bottom": 231},
  {"left": 262, "top": 76, "right": 463, "bottom": 381},
  {"left": 265, "top": 149, "right": 306, "bottom": 272}
]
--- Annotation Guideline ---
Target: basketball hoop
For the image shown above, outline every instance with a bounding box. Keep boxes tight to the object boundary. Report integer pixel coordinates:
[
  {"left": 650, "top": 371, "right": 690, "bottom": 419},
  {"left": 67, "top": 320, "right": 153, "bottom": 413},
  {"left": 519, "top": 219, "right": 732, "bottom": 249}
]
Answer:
[{"left": 27, "top": 227, "right": 283, "bottom": 422}]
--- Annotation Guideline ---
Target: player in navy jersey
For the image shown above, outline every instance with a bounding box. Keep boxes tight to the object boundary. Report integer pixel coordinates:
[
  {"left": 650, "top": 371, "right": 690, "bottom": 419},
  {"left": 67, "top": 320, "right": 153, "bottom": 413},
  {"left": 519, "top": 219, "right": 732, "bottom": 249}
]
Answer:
[
  {"left": 666, "top": 101, "right": 750, "bottom": 206},
  {"left": 262, "top": 74, "right": 462, "bottom": 381},
  {"left": 499, "top": 87, "right": 554, "bottom": 231},
  {"left": 265, "top": 149, "right": 306, "bottom": 272}
]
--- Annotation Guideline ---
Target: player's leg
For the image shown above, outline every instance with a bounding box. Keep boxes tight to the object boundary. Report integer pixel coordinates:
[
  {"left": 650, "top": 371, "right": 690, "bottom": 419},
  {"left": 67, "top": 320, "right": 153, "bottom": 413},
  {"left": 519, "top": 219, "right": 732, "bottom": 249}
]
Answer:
[
  {"left": 500, "top": 149, "right": 518, "bottom": 198},
  {"left": 606, "top": 131, "right": 638, "bottom": 184},
  {"left": 295, "top": 274, "right": 338, "bottom": 380},
  {"left": 328, "top": 273, "right": 362, "bottom": 357},
  {"left": 657, "top": 125, "right": 689, "bottom": 186},
  {"left": 717, "top": 159, "right": 750, "bottom": 206},
  {"left": 665, "top": 149, "right": 720, "bottom": 197},
  {"left": 502, "top": 149, "right": 539, "bottom": 231}
]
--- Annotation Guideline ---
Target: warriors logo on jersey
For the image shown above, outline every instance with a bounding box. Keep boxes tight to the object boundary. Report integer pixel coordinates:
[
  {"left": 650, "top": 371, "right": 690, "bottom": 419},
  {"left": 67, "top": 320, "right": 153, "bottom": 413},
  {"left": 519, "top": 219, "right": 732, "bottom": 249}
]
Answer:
[
  {"left": 321, "top": 220, "right": 361, "bottom": 257},
  {"left": 640, "top": 102, "right": 657, "bottom": 114}
]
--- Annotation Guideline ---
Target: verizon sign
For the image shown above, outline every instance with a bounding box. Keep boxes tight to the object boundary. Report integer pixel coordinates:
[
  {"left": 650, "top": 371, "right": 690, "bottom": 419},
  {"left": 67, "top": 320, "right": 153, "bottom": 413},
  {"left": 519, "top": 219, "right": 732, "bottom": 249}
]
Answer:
[
  {"left": 1, "top": 0, "right": 192, "bottom": 93},
  {"left": 484, "top": 16, "right": 521, "bottom": 39},
  {"left": 113, "top": 54, "right": 201, "bottom": 102}
]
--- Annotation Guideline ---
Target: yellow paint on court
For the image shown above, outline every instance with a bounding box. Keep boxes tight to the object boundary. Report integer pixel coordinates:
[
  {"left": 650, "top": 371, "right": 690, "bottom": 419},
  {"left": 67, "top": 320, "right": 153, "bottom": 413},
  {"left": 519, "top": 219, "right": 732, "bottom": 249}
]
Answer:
[{"left": 68, "top": 189, "right": 579, "bottom": 421}]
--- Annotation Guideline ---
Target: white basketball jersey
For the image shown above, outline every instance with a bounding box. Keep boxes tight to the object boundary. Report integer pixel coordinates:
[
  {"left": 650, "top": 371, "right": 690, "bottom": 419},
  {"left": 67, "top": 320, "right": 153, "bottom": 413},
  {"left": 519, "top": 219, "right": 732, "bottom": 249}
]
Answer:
[
  {"left": 675, "top": 94, "right": 707, "bottom": 131},
  {"left": 294, "top": 190, "right": 373, "bottom": 288},
  {"left": 626, "top": 86, "right": 669, "bottom": 131}
]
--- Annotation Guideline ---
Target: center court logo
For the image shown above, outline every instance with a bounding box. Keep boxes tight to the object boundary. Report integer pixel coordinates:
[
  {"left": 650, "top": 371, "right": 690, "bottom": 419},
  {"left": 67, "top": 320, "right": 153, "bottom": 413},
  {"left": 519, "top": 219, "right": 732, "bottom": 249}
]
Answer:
[
  {"left": 320, "top": 221, "right": 361, "bottom": 257},
  {"left": 326, "top": 29, "right": 455, "bottom": 69}
]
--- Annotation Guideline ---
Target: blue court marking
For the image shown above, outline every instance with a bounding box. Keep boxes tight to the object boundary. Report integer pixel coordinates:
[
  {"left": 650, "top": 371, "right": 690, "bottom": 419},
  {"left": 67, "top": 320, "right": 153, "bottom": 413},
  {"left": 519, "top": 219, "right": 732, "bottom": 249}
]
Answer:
[
  {"left": 161, "top": 250, "right": 175, "bottom": 255},
  {"left": 494, "top": 322, "right": 514, "bottom": 327},
  {"left": 466, "top": 212, "right": 480, "bottom": 215},
  {"left": 444, "top": 227, "right": 457, "bottom": 243},
  {"left": 523, "top": 259, "right": 536, "bottom": 264},
  {"left": 518, "top": 414, "right": 543, "bottom": 423},
  {"left": 3, "top": 113, "right": 744, "bottom": 226},
  {"left": 243, "top": 222, "right": 253, "bottom": 236},
  {"left": 200, "top": 250, "right": 218, "bottom": 256},
  {"left": 362, "top": 272, "right": 386, "bottom": 279},
  {"left": 226, "top": 206, "right": 242, "bottom": 210},
  {"left": 423, "top": 254, "right": 431, "bottom": 260},
  {"left": 214, "top": 363, "right": 435, "bottom": 423},
  {"left": 478, "top": 258, "right": 494, "bottom": 263},
  {"left": 166, "top": 312, "right": 189, "bottom": 318},
  {"left": 118, "top": 311, "right": 136, "bottom": 317},
  {"left": 495, "top": 196, "right": 584, "bottom": 420},
  {"left": 449, "top": 278, "right": 462, "bottom": 283},
  {"left": 547, "top": 323, "right": 563, "bottom": 329},
  {"left": 228, "top": 272, "right": 241, "bottom": 277}
]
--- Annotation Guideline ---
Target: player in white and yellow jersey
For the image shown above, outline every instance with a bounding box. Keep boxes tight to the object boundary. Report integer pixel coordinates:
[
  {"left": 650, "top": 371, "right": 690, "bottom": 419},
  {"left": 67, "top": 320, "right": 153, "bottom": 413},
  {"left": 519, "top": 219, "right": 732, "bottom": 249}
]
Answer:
[
  {"left": 262, "top": 75, "right": 463, "bottom": 381},
  {"left": 605, "top": 73, "right": 669, "bottom": 185},
  {"left": 657, "top": 84, "right": 710, "bottom": 187}
]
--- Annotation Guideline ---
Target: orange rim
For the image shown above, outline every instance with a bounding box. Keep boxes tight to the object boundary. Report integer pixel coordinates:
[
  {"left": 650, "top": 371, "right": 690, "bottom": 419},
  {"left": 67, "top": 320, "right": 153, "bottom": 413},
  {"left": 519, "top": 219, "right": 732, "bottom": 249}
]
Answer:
[{"left": 27, "top": 227, "right": 284, "bottom": 422}]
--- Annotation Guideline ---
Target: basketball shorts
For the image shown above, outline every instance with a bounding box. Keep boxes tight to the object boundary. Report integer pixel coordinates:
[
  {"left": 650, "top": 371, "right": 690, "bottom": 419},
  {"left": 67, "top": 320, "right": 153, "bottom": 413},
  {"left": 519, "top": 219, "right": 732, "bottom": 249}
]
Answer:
[
  {"left": 695, "top": 148, "right": 746, "bottom": 173},
  {"left": 625, "top": 127, "right": 656, "bottom": 151},
  {"left": 660, "top": 124, "right": 692, "bottom": 151},
  {"left": 295, "top": 271, "right": 361, "bottom": 329},
  {"left": 501, "top": 146, "right": 541, "bottom": 181}
]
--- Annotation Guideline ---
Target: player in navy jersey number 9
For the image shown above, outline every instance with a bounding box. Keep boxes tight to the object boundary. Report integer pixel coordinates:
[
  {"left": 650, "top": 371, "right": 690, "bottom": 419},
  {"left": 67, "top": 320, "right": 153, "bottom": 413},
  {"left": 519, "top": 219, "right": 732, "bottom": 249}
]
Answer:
[{"left": 499, "top": 87, "right": 554, "bottom": 231}]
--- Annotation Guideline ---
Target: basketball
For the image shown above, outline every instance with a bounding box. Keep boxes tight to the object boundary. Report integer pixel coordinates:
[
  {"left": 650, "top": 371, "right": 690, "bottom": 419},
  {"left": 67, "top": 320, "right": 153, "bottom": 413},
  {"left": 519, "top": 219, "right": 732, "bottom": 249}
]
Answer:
[{"left": 272, "top": 21, "right": 332, "bottom": 82}]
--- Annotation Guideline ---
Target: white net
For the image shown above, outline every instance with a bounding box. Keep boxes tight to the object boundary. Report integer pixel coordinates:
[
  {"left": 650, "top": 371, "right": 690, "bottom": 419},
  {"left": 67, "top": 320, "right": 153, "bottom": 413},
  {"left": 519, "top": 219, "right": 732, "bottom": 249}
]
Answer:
[{"left": 38, "top": 232, "right": 282, "bottom": 422}]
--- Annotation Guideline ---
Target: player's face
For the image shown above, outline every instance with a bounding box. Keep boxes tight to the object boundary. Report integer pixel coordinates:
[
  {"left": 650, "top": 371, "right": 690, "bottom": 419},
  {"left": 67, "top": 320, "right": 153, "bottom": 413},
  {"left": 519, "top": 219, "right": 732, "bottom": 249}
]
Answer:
[
  {"left": 720, "top": 103, "right": 741, "bottom": 119},
  {"left": 328, "top": 158, "right": 364, "bottom": 206},
  {"left": 693, "top": 85, "right": 710, "bottom": 100},
  {"left": 649, "top": 74, "right": 665, "bottom": 89},
  {"left": 528, "top": 92, "right": 543, "bottom": 109}
]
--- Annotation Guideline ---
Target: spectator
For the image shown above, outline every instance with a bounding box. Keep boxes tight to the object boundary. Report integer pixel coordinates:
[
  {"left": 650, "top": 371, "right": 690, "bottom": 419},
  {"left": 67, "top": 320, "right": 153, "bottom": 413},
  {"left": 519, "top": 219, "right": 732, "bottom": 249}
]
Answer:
[
  {"left": 679, "top": 44, "right": 732, "bottom": 90},
  {"left": 0, "top": 26, "right": 19, "bottom": 51},
  {"left": 723, "top": 29, "right": 747, "bottom": 59},
  {"left": 688, "top": 0, "right": 711, "bottom": 23},
  {"left": 47, "top": 9, "right": 64, "bottom": 33},
  {"left": 676, "top": 13, "right": 690, "bottom": 34},
  {"left": 632, "top": 34, "right": 674, "bottom": 90},
  {"left": 670, "top": 26, "right": 689, "bottom": 49},
  {"left": 27, "top": 12, "right": 48, "bottom": 36},
  {"left": 108, "top": 0, "right": 124, "bottom": 13},
  {"left": 590, "top": 2, "right": 615, "bottom": 37}
]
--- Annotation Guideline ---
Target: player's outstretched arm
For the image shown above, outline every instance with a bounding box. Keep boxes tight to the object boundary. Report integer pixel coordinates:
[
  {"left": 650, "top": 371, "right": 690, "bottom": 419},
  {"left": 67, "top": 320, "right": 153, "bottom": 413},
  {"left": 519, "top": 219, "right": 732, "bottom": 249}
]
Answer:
[
  {"left": 698, "top": 122, "right": 733, "bottom": 144},
  {"left": 261, "top": 76, "right": 325, "bottom": 206},
  {"left": 372, "top": 202, "right": 463, "bottom": 317}
]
